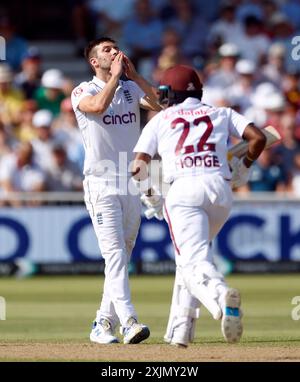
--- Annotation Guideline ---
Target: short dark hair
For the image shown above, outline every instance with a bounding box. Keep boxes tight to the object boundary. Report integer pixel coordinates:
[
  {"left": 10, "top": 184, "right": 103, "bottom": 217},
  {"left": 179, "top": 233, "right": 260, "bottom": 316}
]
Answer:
[{"left": 84, "top": 37, "right": 116, "bottom": 61}]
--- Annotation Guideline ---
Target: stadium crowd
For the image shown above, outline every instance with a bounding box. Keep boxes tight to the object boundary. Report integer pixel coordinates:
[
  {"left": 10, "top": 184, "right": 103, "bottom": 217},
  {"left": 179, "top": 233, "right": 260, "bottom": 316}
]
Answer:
[{"left": 1, "top": 0, "right": 300, "bottom": 201}]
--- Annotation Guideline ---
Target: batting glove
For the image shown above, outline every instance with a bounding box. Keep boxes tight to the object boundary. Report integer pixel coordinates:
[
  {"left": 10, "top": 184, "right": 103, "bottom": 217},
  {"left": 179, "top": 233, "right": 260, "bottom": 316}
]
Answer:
[
  {"left": 140, "top": 186, "right": 164, "bottom": 221},
  {"left": 230, "top": 157, "right": 252, "bottom": 188}
]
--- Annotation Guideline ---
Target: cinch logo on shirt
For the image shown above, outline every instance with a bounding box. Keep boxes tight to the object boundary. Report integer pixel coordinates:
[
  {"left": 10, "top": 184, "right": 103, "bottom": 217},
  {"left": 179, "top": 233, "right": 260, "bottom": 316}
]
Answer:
[{"left": 103, "top": 112, "right": 137, "bottom": 125}]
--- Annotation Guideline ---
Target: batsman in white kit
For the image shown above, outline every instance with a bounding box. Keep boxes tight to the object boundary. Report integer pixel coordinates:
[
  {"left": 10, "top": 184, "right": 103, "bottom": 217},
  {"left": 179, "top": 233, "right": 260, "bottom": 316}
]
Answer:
[
  {"left": 71, "top": 37, "right": 160, "bottom": 344},
  {"left": 132, "top": 65, "right": 267, "bottom": 347}
]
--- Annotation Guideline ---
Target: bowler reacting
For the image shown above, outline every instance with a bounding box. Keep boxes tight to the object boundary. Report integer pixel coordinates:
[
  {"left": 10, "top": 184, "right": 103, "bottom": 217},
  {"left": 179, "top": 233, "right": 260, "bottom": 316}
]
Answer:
[{"left": 71, "top": 37, "right": 160, "bottom": 344}]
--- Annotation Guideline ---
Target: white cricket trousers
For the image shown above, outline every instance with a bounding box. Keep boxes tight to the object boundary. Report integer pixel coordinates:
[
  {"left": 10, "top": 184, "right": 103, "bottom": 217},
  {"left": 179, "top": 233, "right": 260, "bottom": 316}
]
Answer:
[
  {"left": 83, "top": 177, "right": 141, "bottom": 328},
  {"left": 164, "top": 174, "right": 232, "bottom": 289}
]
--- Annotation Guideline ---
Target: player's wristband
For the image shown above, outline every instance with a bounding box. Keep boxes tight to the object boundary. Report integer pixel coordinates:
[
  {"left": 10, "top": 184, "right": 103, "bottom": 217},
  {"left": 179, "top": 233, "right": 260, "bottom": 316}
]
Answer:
[{"left": 132, "top": 177, "right": 151, "bottom": 193}]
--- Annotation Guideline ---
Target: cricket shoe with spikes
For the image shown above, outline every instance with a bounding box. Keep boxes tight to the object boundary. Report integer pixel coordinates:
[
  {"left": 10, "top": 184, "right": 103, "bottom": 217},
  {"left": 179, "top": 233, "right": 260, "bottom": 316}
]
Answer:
[
  {"left": 120, "top": 317, "right": 150, "bottom": 344},
  {"left": 221, "top": 288, "right": 243, "bottom": 343},
  {"left": 90, "top": 318, "right": 119, "bottom": 344}
]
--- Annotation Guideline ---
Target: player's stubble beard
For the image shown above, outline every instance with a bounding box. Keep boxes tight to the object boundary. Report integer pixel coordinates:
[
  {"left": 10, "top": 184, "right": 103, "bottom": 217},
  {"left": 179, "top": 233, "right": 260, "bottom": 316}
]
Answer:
[
  {"left": 98, "top": 56, "right": 114, "bottom": 73},
  {"left": 101, "top": 59, "right": 112, "bottom": 71},
  {"left": 93, "top": 55, "right": 112, "bottom": 78}
]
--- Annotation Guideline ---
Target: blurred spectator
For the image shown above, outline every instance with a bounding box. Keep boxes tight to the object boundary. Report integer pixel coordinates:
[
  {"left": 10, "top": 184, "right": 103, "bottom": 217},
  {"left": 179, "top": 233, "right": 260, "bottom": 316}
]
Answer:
[
  {"left": 31, "top": 109, "right": 62, "bottom": 172},
  {"left": 281, "top": 0, "right": 300, "bottom": 29},
  {"left": 157, "top": 44, "right": 186, "bottom": 70},
  {"left": 270, "top": 12, "right": 298, "bottom": 73},
  {"left": 0, "top": 63, "right": 24, "bottom": 126},
  {"left": 153, "top": 45, "right": 188, "bottom": 81},
  {"left": 204, "top": 43, "right": 239, "bottom": 105},
  {"left": 228, "top": 59, "right": 257, "bottom": 113},
  {"left": 0, "top": 121, "right": 13, "bottom": 160},
  {"left": 282, "top": 70, "right": 300, "bottom": 110},
  {"left": 191, "top": 0, "right": 221, "bottom": 22},
  {"left": 46, "top": 143, "right": 83, "bottom": 191},
  {"left": 61, "top": 77, "right": 76, "bottom": 98},
  {"left": 70, "top": 0, "right": 95, "bottom": 56},
  {"left": 166, "top": 0, "right": 209, "bottom": 60},
  {"left": 261, "top": 43, "right": 286, "bottom": 87},
  {"left": 0, "top": 15, "right": 28, "bottom": 71},
  {"left": 245, "top": 82, "right": 285, "bottom": 128},
  {"left": 152, "top": 28, "right": 191, "bottom": 84},
  {"left": 88, "top": 0, "right": 135, "bottom": 49},
  {"left": 52, "top": 98, "right": 84, "bottom": 170},
  {"left": 209, "top": 2, "right": 244, "bottom": 46},
  {"left": 149, "top": 0, "right": 170, "bottom": 16},
  {"left": 236, "top": 0, "right": 264, "bottom": 23},
  {"left": 34, "top": 69, "right": 66, "bottom": 116},
  {"left": 240, "top": 149, "right": 287, "bottom": 192},
  {"left": 0, "top": 142, "right": 46, "bottom": 206},
  {"left": 262, "top": 0, "right": 279, "bottom": 27},
  {"left": 206, "top": 43, "right": 240, "bottom": 88},
  {"left": 13, "top": 100, "right": 38, "bottom": 143},
  {"left": 263, "top": 95, "right": 286, "bottom": 138},
  {"left": 273, "top": 114, "right": 300, "bottom": 183},
  {"left": 233, "top": 15, "right": 271, "bottom": 65},
  {"left": 122, "top": 0, "right": 164, "bottom": 68},
  {"left": 14, "top": 47, "right": 42, "bottom": 99},
  {"left": 94, "top": 0, "right": 136, "bottom": 19}
]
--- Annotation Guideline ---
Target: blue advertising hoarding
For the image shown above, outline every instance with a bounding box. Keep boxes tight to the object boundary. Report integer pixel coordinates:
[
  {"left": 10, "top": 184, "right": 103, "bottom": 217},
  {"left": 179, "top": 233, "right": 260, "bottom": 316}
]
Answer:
[{"left": 1, "top": 201, "right": 300, "bottom": 274}]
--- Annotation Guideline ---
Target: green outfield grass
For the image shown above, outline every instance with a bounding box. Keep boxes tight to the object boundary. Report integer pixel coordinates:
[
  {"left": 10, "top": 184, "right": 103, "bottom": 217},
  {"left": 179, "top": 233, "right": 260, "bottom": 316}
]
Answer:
[{"left": 0, "top": 274, "right": 300, "bottom": 345}]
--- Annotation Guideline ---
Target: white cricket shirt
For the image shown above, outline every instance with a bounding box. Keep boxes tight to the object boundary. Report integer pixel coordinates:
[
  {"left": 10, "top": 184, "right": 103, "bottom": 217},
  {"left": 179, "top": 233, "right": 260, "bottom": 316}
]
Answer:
[
  {"left": 134, "top": 98, "right": 252, "bottom": 183},
  {"left": 71, "top": 76, "right": 145, "bottom": 178}
]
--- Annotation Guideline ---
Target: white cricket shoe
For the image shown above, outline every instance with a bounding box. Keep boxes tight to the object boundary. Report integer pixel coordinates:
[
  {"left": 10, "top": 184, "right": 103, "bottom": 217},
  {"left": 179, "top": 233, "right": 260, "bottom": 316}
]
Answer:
[
  {"left": 221, "top": 288, "right": 243, "bottom": 343},
  {"left": 90, "top": 318, "right": 119, "bottom": 344},
  {"left": 121, "top": 317, "right": 150, "bottom": 344}
]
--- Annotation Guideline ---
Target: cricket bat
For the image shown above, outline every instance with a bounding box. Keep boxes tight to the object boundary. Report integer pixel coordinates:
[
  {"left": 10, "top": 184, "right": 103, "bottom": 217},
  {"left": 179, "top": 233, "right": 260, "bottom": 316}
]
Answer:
[{"left": 227, "top": 125, "right": 281, "bottom": 161}]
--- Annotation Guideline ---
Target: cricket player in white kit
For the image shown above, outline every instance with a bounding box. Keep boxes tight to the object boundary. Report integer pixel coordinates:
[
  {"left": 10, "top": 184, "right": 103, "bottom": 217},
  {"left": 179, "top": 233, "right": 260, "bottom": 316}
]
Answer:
[
  {"left": 132, "top": 65, "right": 266, "bottom": 347},
  {"left": 71, "top": 37, "right": 160, "bottom": 344}
]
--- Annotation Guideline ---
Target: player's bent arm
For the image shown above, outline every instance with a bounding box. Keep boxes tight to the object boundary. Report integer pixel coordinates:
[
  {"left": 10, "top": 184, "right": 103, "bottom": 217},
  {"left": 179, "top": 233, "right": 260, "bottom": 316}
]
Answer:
[
  {"left": 140, "top": 95, "right": 162, "bottom": 111},
  {"left": 242, "top": 123, "right": 267, "bottom": 168},
  {"left": 123, "top": 54, "right": 161, "bottom": 111},
  {"left": 78, "top": 75, "right": 120, "bottom": 113},
  {"left": 134, "top": 76, "right": 162, "bottom": 111}
]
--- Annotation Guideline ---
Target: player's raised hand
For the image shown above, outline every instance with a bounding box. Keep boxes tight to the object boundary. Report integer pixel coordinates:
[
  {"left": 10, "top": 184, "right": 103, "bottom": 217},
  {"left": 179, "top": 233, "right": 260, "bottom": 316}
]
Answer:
[
  {"left": 110, "top": 52, "right": 124, "bottom": 78},
  {"left": 122, "top": 54, "right": 138, "bottom": 81}
]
